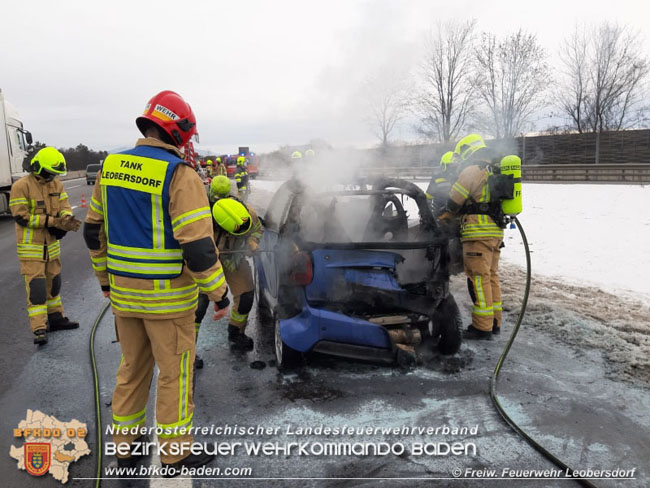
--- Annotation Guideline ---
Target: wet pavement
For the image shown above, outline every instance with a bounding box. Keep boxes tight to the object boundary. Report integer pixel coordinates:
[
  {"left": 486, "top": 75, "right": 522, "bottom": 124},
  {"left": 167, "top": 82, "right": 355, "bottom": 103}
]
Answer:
[{"left": 0, "top": 178, "right": 648, "bottom": 487}]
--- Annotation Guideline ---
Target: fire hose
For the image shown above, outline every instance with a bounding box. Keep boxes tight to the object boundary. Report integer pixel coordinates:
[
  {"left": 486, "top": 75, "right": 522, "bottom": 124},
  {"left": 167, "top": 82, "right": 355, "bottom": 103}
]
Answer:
[{"left": 491, "top": 218, "right": 598, "bottom": 488}]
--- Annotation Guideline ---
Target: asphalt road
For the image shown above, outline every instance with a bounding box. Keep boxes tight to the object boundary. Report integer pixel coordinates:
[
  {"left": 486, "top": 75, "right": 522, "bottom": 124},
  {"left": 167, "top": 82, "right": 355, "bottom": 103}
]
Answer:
[{"left": 0, "top": 179, "right": 648, "bottom": 488}]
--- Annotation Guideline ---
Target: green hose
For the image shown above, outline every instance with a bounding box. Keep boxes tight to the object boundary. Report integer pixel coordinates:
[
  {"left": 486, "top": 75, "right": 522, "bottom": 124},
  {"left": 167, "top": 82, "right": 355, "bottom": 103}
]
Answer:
[
  {"left": 490, "top": 217, "right": 598, "bottom": 488},
  {"left": 90, "top": 301, "right": 111, "bottom": 488}
]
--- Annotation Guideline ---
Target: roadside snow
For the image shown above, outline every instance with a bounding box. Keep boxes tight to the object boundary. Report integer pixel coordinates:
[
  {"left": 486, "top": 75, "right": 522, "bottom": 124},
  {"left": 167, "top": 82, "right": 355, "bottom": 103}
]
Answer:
[{"left": 412, "top": 181, "right": 650, "bottom": 301}]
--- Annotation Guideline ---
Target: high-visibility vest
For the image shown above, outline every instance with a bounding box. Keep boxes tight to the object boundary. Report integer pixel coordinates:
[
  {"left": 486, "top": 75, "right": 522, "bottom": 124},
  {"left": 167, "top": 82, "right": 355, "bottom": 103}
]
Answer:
[{"left": 100, "top": 146, "right": 188, "bottom": 279}]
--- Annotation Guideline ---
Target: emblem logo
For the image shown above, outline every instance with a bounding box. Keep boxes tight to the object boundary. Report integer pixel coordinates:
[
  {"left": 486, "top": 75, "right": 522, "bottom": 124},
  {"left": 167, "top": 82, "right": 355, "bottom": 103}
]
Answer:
[{"left": 25, "top": 443, "right": 51, "bottom": 476}]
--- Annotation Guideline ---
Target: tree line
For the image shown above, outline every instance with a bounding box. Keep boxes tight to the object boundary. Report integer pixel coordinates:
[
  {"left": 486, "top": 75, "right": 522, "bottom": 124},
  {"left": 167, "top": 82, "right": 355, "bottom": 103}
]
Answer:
[
  {"left": 24, "top": 142, "right": 108, "bottom": 172},
  {"left": 365, "top": 20, "right": 649, "bottom": 163}
]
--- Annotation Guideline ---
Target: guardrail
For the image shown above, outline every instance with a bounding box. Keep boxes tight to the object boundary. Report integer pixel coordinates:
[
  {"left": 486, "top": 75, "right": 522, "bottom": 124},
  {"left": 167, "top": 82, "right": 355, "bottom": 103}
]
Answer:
[
  {"left": 358, "top": 164, "right": 650, "bottom": 183},
  {"left": 522, "top": 164, "right": 650, "bottom": 183}
]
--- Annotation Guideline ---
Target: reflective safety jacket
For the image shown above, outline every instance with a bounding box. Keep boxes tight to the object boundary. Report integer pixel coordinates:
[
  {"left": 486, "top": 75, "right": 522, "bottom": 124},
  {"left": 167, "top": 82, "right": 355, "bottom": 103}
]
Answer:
[
  {"left": 214, "top": 205, "right": 263, "bottom": 272},
  {"left": 216, "top": 163, "right": 227, "bottom": 176},
  {"left": 234, "top": 166, "right": 248, "bottom": 191},
  {"left": 84, "top": 138, "right": 228, "bottom": 319},
  {"left": 9, "top": 174, "right": 73, "bottom": 262},
  {"left": 449, "top": 164, "right": 504, "bottom": 241}
]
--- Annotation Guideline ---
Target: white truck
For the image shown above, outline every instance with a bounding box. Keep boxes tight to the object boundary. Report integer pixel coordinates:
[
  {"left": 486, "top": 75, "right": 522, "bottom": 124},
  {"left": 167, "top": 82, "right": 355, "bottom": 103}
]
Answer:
[{"left": 0, "top": 88, "right": 32, "bottom": 214}]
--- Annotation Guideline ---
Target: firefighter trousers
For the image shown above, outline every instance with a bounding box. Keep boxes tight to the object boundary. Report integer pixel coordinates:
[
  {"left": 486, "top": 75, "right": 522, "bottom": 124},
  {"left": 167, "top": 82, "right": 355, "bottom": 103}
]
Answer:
[
  {"left": 111, "top": 314, "right": 195, "bottom": 464},
  {"left": 194, "top": 259, "right": 255, "bottom": 333},
  {"left": 20, "top": 258, "right": 65, "bottom": 332},
  {"left": 224, "top": 258, "right": 254, "bottom": 331},
  {"left": 462, "top": 238, "right": 502, "bottom": 332}
]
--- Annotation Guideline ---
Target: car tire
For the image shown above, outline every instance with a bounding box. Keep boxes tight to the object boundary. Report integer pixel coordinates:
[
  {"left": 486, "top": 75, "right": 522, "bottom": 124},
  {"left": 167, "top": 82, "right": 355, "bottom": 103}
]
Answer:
[
  {"left": 275, "top": 318, "right": 300, "bottom": 371},
  {"left": 435, "top": 295, "right": 463, "bottom": 355}
]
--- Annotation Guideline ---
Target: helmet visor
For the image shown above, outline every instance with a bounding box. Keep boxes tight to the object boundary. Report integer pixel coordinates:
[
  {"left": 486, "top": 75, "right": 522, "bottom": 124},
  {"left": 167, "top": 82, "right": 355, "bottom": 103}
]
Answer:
[
  {"left": 233, "top": 217, "right": 251, "bottom": 236},
  {"left": 49, "top": 162, "right": 67, "bottom": 174}
]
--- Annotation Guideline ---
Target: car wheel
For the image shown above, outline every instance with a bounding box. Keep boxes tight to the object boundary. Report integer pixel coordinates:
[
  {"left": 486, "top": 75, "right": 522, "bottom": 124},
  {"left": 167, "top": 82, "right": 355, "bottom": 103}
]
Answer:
[
  {"left": 435, "top": 295, "right": 463, "bottom": 355},
  {"left": 274, "top": 318, "right": 300, "bottom": 370}
]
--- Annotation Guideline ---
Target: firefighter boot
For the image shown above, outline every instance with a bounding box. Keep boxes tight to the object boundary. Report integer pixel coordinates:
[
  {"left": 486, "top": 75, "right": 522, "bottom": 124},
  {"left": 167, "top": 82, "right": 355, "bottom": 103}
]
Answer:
[
  {"left": 162, "top": 452, "right": 216, "bottom": 478},
  {"left": 116, "top": 435, "right": 150, "bottom": 468},
  {"left": 464, "top": 324, "right": 492, "bottom": 341},
  {"left": 492, "top": 318, "right": 500, "bottom": 335},
  {"left": 33, "top": 329, "right": 48, "bottom": 346},
  {"left": 228, "top": 325, "right": 254, "bottom": 351},
  {"left": 194, "top": 354, "right": 204, "bottom": 369},
  {"left": 48, "top": 312, "right": 80, "bottom": 331}
]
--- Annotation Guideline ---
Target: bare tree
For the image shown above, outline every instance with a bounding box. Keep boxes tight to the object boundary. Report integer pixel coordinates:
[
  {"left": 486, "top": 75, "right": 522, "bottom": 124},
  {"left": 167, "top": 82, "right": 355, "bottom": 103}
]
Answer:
[
  {"left": 413, "top": 20, "right": 477, "bottom": 143},
  {"left": 472, "top": 29, "right": 549, "bottom": 139},
  {"left": 556, "top": 22, "right": 649, "bottom": 162},
  {"left": 364, "top": 74, "right": 409, "bottom": 147}
]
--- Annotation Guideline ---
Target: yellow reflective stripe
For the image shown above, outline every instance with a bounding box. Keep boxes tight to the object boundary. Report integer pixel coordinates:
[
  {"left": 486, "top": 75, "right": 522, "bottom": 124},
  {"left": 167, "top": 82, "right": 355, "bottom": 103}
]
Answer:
[
  {"left": 59, "top": 210, "right": 73, "bottom": 217},
  {"left": 111, "top": 287, "right": 197, "bottom": 301},
  {"left": 230, "top": 310, "right": 248, "bottom": 324},
  {"left": 47, "top": 296, "right": 62, "bottom": 308},
  {"left": 113, "top": 408, "right": 146, "bottom": 428},
  {"left": 472, "top": 306, "right": 494, "bottom": 316},
  {"left": 18, "top": 243, "right": 43, "bottom": 250},
  {"left": 493, "top": 301, "right": 502, "bottom": 311},
  {"left": 107, "top": 257, "right": 182, "bottom": 274},
  {"left": 107, "top": 244, "right": 182, "bottom": 260},
  {"left": 178, "top": 350, "right": 190, "bottom": 421},
  {"left": 48, "top": 242, "right": 61, "bottom": 258},
  {"left": 474, "top": 276, "right": 486, "bottom": 309},
  {"left": 28, "top": 306, "right": 48, "bottom": 317},
  {"left": 152, "top": 194, "right": 164, "bottom": 249},
  {"left": 22, "top": 226, "right": 33, "bottom": 244},
  {"left": 110, "top": 295, "right": 198, "bottom": 314},
  {"left": 91, "top": 255, "right": 107, "bottom": 271},
  {"left": 109, "top": 282, "right": 196, "bottom": 294},
  {"left": 452, "top": 182, "right": 469, "bottom": 199},
  {"left": 157, "top": 413, "right": 193, "bottom": 439},
  {"left": 100, "top": 153, "right": 168, "bottom": 195},
  {"left": 28, "top": 214, "right": 43, "bottom": 228},
  {"left": 101, "top": 184, "right": 109, "bottom": 241},
  {"left": 194, "top": 322, "right": 201, "bottom": 333},
  {"left": 90, "top": 198, "right": 103, "bottom": 216},
  {"left": 59, "top": 192, "right": 69, "bottom": 200},
  {"left": 194, "top": 268, "right": 225, "bottom": 293},
  {"left": 171, "top": 207, "right": 211, "bottom": 232},
  {"left": 9, "top": 197, "right": 28, "bottom": 206}
]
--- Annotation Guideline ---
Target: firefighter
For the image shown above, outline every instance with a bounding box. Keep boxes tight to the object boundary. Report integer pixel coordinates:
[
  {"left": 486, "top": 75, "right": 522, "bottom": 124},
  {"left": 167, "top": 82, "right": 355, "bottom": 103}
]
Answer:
[
  {"left": 205, "top": 159, "right": 213, "bottom": 178},
  {"left": 209, "top": 175, "right": 233, "bottom": 203},
  {"left": 209, "top": 197, "right": 263, "bottom": 350},
  {"left": 9, "top": 147, "right": 82, "bottom": 345},
  {"left": 215, "top": 156, "right": 227, "bottom": 176},
  {"left": 441, "top": 134, "right": 503, "bottom": 339},
  {"left": 426, "top": 151, "right": 459, "bottom": 216},
  {"left": 234, "top": 156, "right": 249, "bottom": 200},
  {"left": 192, "top": 174, "right": 236, "bottom": 369},
  {"left": 83, "top": 90, "right": 229, "bottom": 474}
]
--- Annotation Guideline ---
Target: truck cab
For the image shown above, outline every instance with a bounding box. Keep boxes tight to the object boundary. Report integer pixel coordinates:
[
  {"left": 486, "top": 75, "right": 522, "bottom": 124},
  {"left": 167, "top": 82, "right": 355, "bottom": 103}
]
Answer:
[{"left": 0, "top": 89, "right": 32, "bottom": 214}]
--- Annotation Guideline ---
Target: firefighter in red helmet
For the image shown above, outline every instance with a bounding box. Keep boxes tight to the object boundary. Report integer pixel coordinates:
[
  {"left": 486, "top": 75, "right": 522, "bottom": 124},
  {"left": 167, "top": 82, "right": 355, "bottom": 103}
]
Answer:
[{"left": 84, "top": 90, "right": 228, "bottom": 476}]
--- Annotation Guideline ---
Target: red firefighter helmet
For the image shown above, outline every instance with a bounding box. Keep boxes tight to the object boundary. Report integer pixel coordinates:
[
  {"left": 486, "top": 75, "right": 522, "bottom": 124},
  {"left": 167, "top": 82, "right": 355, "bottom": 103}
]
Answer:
[{"left": 136, "top": 90, "right": 198, "bottom": 148}]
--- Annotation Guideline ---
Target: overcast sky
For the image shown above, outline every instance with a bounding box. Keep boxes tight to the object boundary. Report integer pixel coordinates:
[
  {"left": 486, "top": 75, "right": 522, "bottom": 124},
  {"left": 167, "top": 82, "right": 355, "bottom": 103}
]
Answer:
[{"left": 1, "top": 0, "right": 649, "bottom": 154}]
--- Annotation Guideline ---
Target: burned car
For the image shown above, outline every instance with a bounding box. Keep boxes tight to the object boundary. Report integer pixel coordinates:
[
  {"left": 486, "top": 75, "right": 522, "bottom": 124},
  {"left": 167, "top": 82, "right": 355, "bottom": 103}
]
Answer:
[{"left": 255, "top": 177, "right": 462, "bottom": 369}]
